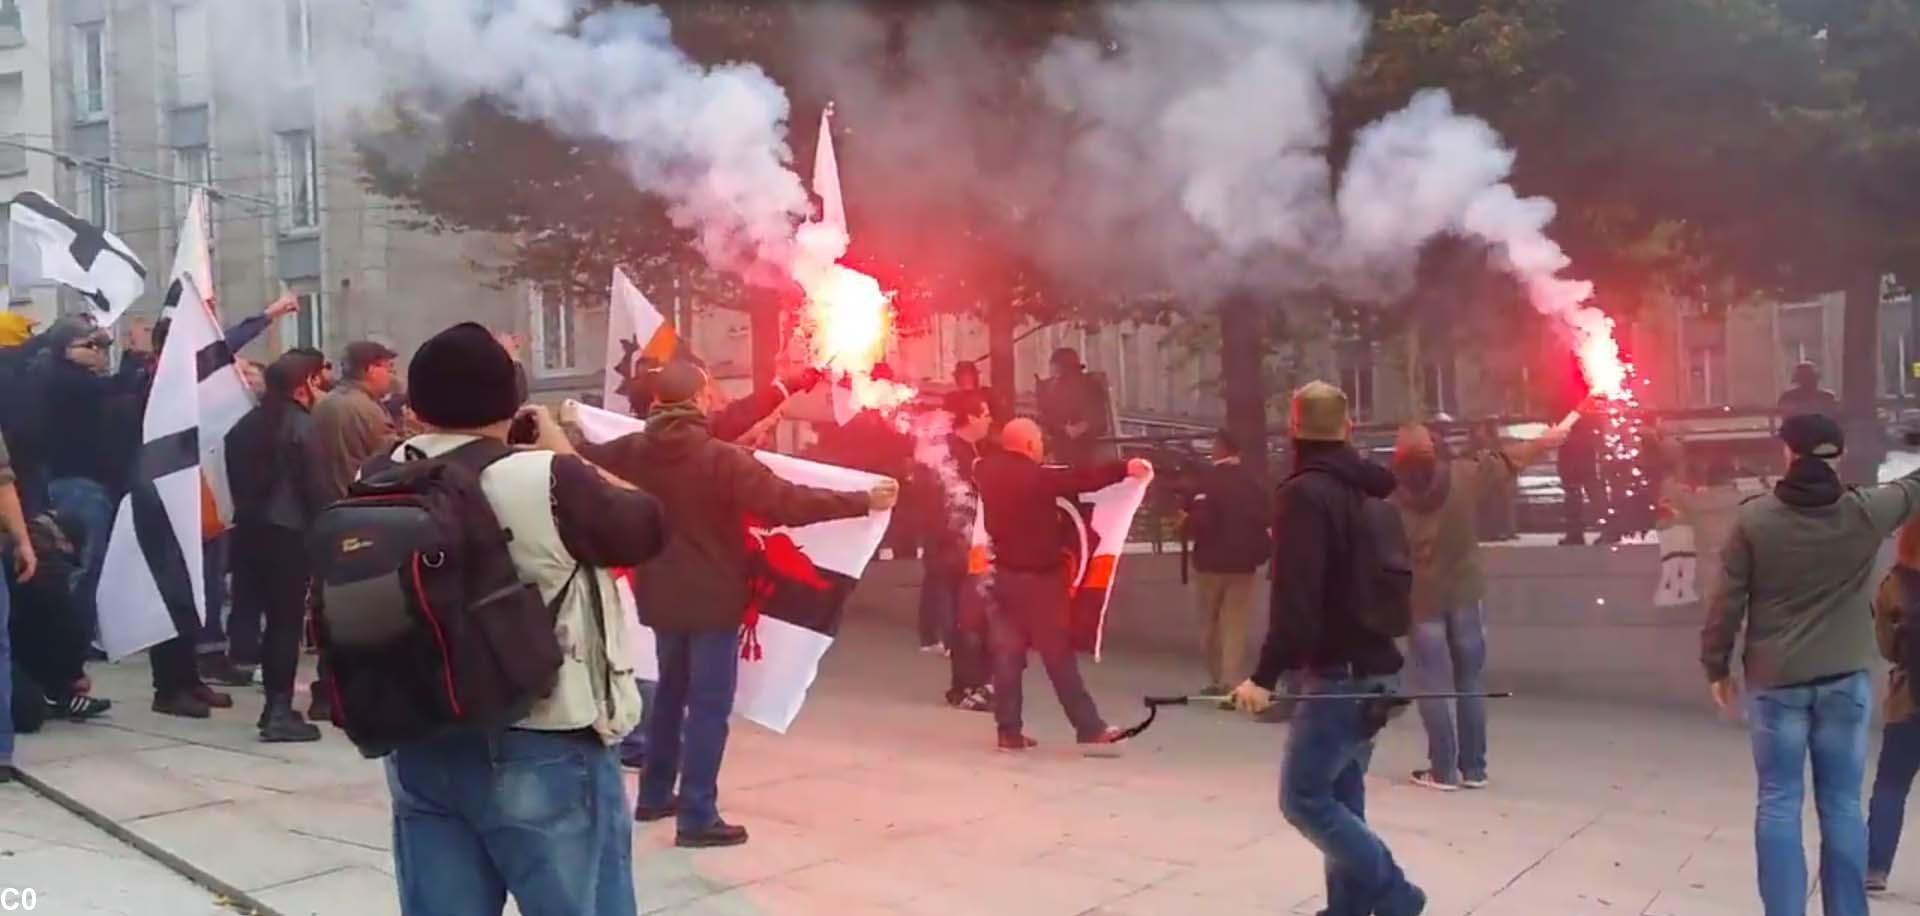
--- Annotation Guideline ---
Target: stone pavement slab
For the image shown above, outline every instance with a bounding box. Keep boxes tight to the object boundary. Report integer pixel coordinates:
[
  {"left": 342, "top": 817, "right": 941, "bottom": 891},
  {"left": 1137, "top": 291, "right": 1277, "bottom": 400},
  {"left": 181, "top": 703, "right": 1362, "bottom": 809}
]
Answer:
[
  {"left": 0, "top": 782, "right": 231, "bottom": 915},
  {"left": 16, "top": 616, "right": 1920, "bottom": 915}
]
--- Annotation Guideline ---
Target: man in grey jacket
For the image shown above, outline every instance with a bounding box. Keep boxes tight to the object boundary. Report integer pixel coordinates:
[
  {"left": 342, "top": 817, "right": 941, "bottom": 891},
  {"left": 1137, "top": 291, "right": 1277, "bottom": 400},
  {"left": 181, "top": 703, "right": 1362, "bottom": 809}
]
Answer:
[{"left": 1702, "top": 413, "right": 1920, "bottom": 916}]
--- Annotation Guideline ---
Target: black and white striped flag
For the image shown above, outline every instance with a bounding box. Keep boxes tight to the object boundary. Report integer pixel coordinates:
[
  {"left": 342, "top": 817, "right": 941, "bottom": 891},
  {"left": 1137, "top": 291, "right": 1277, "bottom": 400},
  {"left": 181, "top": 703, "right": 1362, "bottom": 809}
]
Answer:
[{"left": 6, "top": 190, "right": 147, "bottom": 326}]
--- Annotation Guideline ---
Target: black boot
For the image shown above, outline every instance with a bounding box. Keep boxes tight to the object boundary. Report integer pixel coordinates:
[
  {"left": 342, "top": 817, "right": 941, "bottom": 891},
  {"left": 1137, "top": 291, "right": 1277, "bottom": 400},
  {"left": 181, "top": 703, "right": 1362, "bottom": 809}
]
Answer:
[
  {"left": 260, "top": 694, "right": 321, "bottom": 743},
  {"left": 307, "top": 685, "right": 333, "bottom": 725}
]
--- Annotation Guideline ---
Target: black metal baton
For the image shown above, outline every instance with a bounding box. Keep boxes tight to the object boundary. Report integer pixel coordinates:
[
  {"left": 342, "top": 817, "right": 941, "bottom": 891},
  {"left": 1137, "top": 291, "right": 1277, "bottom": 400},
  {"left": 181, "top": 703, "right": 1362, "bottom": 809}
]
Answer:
[{"left": 1120, "top": 691, "right": 1516, "bottom": 740}]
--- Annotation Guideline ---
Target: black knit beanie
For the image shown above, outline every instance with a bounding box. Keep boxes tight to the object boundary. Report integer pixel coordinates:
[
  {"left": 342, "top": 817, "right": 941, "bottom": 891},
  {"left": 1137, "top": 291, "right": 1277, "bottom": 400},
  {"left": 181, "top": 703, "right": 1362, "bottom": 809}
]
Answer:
[{"left": 407, "top": 323, "right": 523, "bottom": 429}]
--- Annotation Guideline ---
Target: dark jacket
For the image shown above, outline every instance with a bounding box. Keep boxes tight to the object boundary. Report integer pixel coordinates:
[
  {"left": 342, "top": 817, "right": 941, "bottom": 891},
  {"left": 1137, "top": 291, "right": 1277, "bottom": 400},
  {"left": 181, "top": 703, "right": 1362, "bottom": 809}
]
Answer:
[
  {"left": 974, "top": 451, "right": 1128, "bottom": 574},
  {"left": 1250, "top": 442, "right": 1403, "bottom": 688},
  {"left": 43, "top": 354, "right": 148, "bottom": 494},
  {"left": 227, "top": 401, "right": 330, "bottom": 532},
  {"left": 581, "top": 409, "right": 872, "bottom": 633},
  {"left": 1187, "top": 459, "right": 1271, "bottom": 574},
  {"left": 1778, "top": 386, "right": 1841, "bottom": 419},
  {"left": 710, "top": 385, "right": 787, "bottom": 444}
]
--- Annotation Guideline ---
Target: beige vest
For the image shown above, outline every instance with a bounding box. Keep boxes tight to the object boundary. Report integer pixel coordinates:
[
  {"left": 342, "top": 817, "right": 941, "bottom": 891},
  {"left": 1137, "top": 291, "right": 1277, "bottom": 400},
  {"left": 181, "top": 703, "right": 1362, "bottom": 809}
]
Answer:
[{"left": 398, "top": 435, "right": 643, "bottom": 743}]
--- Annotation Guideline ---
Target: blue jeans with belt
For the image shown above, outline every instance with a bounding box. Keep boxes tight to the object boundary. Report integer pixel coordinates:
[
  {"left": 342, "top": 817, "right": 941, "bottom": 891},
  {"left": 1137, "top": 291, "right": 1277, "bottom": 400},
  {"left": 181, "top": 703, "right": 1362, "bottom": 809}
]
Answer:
[
  {"left": 1406, "top": 603, "right": 1489, "bottom": 784},
  {"left": 1748, "top": 670, "right": 1871, "bottom": 916},
  {"left": 386, "top": 728, "right": 635, "bottom": 916},
  {"left": 1280, "top": 671, "right": 1424, "bottom": 916}
]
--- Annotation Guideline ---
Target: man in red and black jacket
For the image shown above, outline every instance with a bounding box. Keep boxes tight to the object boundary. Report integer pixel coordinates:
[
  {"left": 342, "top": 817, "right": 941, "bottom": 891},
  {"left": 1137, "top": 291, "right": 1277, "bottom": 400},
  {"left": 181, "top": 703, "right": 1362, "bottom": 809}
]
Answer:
[{"left": 974, "top": 418, "right": 1151, "bottom": 754}]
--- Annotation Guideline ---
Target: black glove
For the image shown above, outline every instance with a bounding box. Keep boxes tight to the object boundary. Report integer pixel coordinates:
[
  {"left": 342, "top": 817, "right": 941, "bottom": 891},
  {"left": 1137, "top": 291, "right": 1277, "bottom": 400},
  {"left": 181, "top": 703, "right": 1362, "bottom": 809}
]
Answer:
[{"left": 782, "top": 366, "right": 826, "bottom": 395}]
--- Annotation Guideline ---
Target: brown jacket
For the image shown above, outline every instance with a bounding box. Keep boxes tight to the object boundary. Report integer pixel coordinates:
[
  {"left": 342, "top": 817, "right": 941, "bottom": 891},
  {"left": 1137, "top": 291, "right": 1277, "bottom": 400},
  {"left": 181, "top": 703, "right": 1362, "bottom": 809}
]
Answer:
[
  {"left": 1875, "top": 570, "right": 1916, "bottom": 724},
  {"left": 1393, "top": 451, "right": 1516, "bottom": 620},
  {"left": 309, "top": 381, "right": 396, "bottom": 503},
  {"left": 580, "top": 409, "right": 872, "bottom": 633}
]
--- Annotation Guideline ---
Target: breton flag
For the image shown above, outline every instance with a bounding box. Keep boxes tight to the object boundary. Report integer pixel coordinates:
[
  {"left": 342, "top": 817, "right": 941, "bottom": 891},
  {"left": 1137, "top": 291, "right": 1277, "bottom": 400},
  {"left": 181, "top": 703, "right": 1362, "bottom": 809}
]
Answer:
[
  {"left": 569, "top": 400, "right": 891, "bottom": 733},
  {"left": 603, "top": 267, "right": 678, "bottom": 416},
  {"left": 168, "top": 189, "right": 252, "bottom": 536},
  {"left": 7, "top": 190, "right": 147, "bottom": 325},
  {"left": 971, "top": 473, "right": 1150, "bottom": 661},
  {"left": 96, "top": 274, "right": 231, "bottom": 658}
]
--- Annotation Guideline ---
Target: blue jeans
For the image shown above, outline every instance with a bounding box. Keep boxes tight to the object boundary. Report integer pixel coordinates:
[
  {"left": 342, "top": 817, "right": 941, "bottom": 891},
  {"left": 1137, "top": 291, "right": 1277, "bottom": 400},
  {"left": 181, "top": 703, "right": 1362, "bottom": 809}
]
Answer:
[
  {"left": 617, "top": 679, "right": 656, "bottom": 763},
  {"left": 1280, "top": 672, "right": 1423, "bottom": 916},
  {"left": 196, "top": 533, "right": 231, "bottom": 654},
  {"left": 638, "top": 630, "right": 739, "bottom": 833},
  {"left": 385, "top": 728, "right": 635, "bottom": 916},
  {"left": 1748, "top": 670, "right": 1872, "bottom": 916},
  {"left": 1406, "top": 603, "right": 1489, "bottom": 784},
  {"left": 1868, "top": 713, "right": 1920, "bottom": 877},
  {"left": 48, "top": 477, "right": 112, "bottom": 636}
]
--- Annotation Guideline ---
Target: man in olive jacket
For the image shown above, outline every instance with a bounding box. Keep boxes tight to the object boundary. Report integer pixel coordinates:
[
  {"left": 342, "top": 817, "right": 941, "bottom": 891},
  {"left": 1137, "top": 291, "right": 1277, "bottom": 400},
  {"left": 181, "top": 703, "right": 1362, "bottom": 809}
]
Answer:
[
  {"left": 1702, "top": 414, "right": 1920, "bottom": 916},
  {"left": 580, "top": 362, "right": 898, "bottom": 849}
]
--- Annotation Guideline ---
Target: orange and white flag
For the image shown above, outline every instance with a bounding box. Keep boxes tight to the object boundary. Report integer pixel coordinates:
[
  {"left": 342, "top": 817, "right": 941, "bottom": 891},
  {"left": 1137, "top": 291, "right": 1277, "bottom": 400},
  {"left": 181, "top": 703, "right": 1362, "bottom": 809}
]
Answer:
[
  {"left": 969, "top": 473, "right": 1149, "bottom": 661},
  {"left": 604, "top": 267, "right": 678, "bottom": 416}
]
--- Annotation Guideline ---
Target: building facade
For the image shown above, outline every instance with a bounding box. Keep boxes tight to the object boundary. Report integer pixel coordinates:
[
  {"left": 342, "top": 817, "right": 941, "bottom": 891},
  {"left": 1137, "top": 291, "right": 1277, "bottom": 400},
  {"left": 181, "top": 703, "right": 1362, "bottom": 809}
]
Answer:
[{"left": 0, "top": 0, "right": 62, "bottom": 321}]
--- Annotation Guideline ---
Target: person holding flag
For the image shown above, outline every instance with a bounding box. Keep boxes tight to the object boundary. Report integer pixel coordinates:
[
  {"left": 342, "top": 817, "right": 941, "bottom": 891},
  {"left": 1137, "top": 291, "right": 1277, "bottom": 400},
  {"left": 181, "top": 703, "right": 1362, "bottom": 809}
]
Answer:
[
  {"left": 974, "top": 418, "right": 1149, "bottom": 754},
  {"left": 580, "top": 361, "right": 897, "bottom": 849}
]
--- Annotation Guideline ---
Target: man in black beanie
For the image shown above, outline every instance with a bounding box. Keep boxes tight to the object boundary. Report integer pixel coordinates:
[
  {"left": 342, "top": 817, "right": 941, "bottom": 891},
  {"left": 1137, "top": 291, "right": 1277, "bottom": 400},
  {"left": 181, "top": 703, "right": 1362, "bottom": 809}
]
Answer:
[
  {"left": 581, "top": 360, "right": 897, "bottom": 848},
  {"left": 1703, "top": 411, "right": 1920, "bottom": 914},
  {"left": 379, "top": 323, "right": 667, "bottom": 916}
]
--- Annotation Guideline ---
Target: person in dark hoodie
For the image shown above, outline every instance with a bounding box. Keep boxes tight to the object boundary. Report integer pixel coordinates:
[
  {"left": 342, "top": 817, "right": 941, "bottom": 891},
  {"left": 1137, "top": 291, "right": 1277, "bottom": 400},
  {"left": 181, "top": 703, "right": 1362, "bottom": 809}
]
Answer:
[
  {"left": 1230, "top": 380, "right": 1424, "bottom": 916},
  {"left": 1391, "top": 420, "right": 1566, "bottom": 792},
  {"left": 225, "top": 352, "right": 331, "bottom": 741},
  {"left": 1184, "top": 430, "right": 1273, "bottom": 697},
  {"left": 1702, "top": 413, "right": 1920, "bottom": 916},
  {"left": 578, "top": 361, "right": 895, "bottom": 849}
]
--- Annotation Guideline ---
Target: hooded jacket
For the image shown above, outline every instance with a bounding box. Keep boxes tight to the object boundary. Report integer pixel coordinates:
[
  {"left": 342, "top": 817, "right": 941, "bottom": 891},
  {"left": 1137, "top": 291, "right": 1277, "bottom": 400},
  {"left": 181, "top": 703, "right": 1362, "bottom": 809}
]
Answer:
[
  {"left": 1251, "top": 441, "right": 1403, "bottom": 688},
  {"left": 582, "top": 408, "right": 873, "bottom": 633},
  {"left": 1392, "top": 451, "right": 1516, "bottom": 620},
  {"left": 1701, "top": 459, "right": 1920, "bottom": 689}
]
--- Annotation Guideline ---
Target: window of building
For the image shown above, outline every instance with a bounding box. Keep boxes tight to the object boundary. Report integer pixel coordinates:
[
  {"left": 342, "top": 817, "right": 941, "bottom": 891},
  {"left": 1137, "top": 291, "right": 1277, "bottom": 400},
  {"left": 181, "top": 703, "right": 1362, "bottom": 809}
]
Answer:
[
  {"left": 1337, "top": 350, "right": 1376, "bottom": 423},
  {"left": 532, "top": 286, "right": 576, "bottom": 374},
  {"left": 1421, "top": 358, "right": 1458, "bottom": 417},
  {"left": 0, "top": 72, "right": 25, "bottom": 176},
  {"left": 1882, "top": 305, "right": 1915, "bottom": 399},
  {"left": 1778, "top": 303, "right": 1827, "bottom": 378},
  {"left": 1687, "top": 346, "right": 1727, "bottom": 406},
  {"left": 172, "top": 2, "right": 208, "bottom": 106},
  {"left": 172, "top": 145, "right": 209, "bottom": 222},
  {"left": 292, "top": 289, "right": 324, "bottom": 349},
  {"left": 275, "top": 130, "right": 319, "bottom": 232},
  {"left": 74, "top": 168, "right": 111, "bottom": 230},
  {"left": 73, "top": 22, "right": 108, "bottom": 121},
  {"left": 283, "top": 0, "right": 312, "bottom": 71},
  {"left": 0, "top": 0, "right": 22, "bottom": 32}
]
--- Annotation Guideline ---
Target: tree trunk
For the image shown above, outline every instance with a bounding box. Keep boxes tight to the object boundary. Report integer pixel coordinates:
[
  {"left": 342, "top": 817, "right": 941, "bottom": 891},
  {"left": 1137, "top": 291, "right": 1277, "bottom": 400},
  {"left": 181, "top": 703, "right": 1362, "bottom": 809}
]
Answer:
[
  {"left": 987, "top": 297, "right": 1016, "bottom": 409},
  {"left": 1840, "top": 269, "right": 1883, "bottom": 484},
  {"left": 750, "top": 294, "right": 781, "bottom": 389},
  {"left": 1219, "top": 293, "right": 1269, "bottom": 474}
]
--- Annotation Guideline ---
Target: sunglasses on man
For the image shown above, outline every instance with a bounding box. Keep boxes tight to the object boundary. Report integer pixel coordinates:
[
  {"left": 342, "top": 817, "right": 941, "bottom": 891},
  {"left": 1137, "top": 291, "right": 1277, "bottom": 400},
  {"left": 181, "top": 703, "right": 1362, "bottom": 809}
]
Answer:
[{"left": 71, "top": 338, "right": 109, "bottom": 351}]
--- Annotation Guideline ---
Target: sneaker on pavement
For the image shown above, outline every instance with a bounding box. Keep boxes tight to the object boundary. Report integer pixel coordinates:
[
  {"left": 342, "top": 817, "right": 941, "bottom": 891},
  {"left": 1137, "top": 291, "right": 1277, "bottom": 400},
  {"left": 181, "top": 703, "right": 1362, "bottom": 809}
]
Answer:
[
  {"left": 997, "top": 733, "right": 1038, "bottom": 752},
  {"left": 190, "top": 685, "right": 234, "bottom": 709},
  {"left": 676, "top": 819, "right": 749, "bottom": 848},
  {"left": 1079, "top": 727, "right": 1127, "bottom": 758},
  {"left": 634, "top": 797, "right": 678, "bottom": 823},
  {"left": 1462, "top": 774, "right": 1490, "bottom": 790},
  {"left": 48, "top": 694, "right": 111, "bottom": 721},
  {"left": 259, "top": 707, "right": 322, "bottom": 744},
  {"left": 1868, "top": 872, "right": 1889, "bottom": 894},
  {"left": 198, "top": 654, "right": 256, "bottom": 687},
  {"left": 920, "top": 642, "right": 948, "bottom": 656},
  {"left": 956, "top": 687, "right": 993, "bottom": 712},
  {"left": 1411, "top": 770, "right": 1461, "bottom": 792},
  {"left": 152, "top": 691, "right": 212, "bottom": 719}
]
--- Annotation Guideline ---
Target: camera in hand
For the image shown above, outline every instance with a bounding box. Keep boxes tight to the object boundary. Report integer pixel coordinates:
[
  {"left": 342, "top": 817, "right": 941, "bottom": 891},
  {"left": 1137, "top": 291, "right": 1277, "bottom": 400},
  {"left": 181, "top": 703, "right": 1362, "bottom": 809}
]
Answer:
[{"left": 507, "top": 412, "right": 539, "bottom": 446}]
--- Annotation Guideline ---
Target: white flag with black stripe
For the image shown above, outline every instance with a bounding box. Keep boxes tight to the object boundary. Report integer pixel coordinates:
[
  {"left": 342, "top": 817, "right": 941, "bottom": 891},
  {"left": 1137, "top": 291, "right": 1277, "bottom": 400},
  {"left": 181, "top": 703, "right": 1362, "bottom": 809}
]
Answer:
[
  {"left": 167, "top": 189, "right": 251, "bottom": 531},
  {"left": 97, "top": 274, "right": 229, "bottom": 658},
  {"left": 6, "top": 190, "right": 147, "bottom": 325}
]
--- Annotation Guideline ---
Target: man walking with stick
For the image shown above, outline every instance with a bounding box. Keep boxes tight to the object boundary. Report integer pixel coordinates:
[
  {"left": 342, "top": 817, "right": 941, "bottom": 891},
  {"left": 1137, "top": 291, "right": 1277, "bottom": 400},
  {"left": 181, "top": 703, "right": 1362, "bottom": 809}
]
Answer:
[{"left": 1230, "top": 381, "right": 1425, "bottom": 916}]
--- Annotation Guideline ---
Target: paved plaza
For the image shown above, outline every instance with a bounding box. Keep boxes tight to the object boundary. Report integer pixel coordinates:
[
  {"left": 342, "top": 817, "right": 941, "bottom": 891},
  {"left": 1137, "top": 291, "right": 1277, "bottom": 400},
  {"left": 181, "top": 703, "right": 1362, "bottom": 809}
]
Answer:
[
  {"left": 11, "top": 617, "right": 1920, "bottom": 915},
  {"left": 0, "top": 779, "right": 228, "bottom": 915}
]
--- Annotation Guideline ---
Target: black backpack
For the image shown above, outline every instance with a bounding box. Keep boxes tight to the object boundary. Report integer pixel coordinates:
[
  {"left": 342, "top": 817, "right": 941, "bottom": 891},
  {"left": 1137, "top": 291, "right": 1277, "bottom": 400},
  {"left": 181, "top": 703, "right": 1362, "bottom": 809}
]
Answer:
[
  {"left": 306, "top": 439, "right": 566, "bottom": 758},
  {"left": 1296, "top": 468, "right": 1415, "bottom": 639}
]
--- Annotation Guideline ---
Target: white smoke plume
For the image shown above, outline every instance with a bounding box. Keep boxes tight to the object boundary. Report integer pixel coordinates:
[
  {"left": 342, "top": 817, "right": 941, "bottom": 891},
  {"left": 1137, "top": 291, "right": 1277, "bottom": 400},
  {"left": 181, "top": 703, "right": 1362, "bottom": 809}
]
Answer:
[{"left": 325, "top": 0, "right": 812, "bottom": 282}]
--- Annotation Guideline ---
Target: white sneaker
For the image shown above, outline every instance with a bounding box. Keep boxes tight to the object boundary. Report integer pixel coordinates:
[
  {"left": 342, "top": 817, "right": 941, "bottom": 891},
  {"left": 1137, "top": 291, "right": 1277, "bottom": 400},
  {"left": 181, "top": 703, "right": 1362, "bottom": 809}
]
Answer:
[
  {"left": 1462, "top": 775, "right": 1489, "bottom": 790},
  {"left": 1411, "top": 770, "right": 1461, "bottom": 792}
]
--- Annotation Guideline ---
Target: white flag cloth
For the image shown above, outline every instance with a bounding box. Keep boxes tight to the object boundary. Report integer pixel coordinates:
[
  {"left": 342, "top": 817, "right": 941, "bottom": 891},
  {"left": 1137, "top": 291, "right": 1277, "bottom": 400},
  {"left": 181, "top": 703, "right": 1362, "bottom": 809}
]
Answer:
[
  {"left": 168, "top": 189, "right": 252, "bottom": 531},
  {"left": 7, "top": 190, "right": 147, "bottom": 325},
  {"left": 568, "top": 400, "right": 891, "bottom": 732},
  {"left": 1653, "top": 523, "right": 1700, "bottom": 608},
  {"left": 602, "top": 267, "right": 677, "bottom": 416},
  {"left": 813, "top": 104, "right": 846, "bottom": 233},
  {"left": 97, "top": 275, "right": 225, "bottom": 658}
]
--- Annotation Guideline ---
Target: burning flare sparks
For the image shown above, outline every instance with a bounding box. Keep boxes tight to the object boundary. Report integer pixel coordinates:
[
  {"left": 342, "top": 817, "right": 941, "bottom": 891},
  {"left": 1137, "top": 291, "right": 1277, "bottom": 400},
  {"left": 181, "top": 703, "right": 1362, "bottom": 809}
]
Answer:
[{"left": 789, "top": 220, "right": 916, "bottom": 415}]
